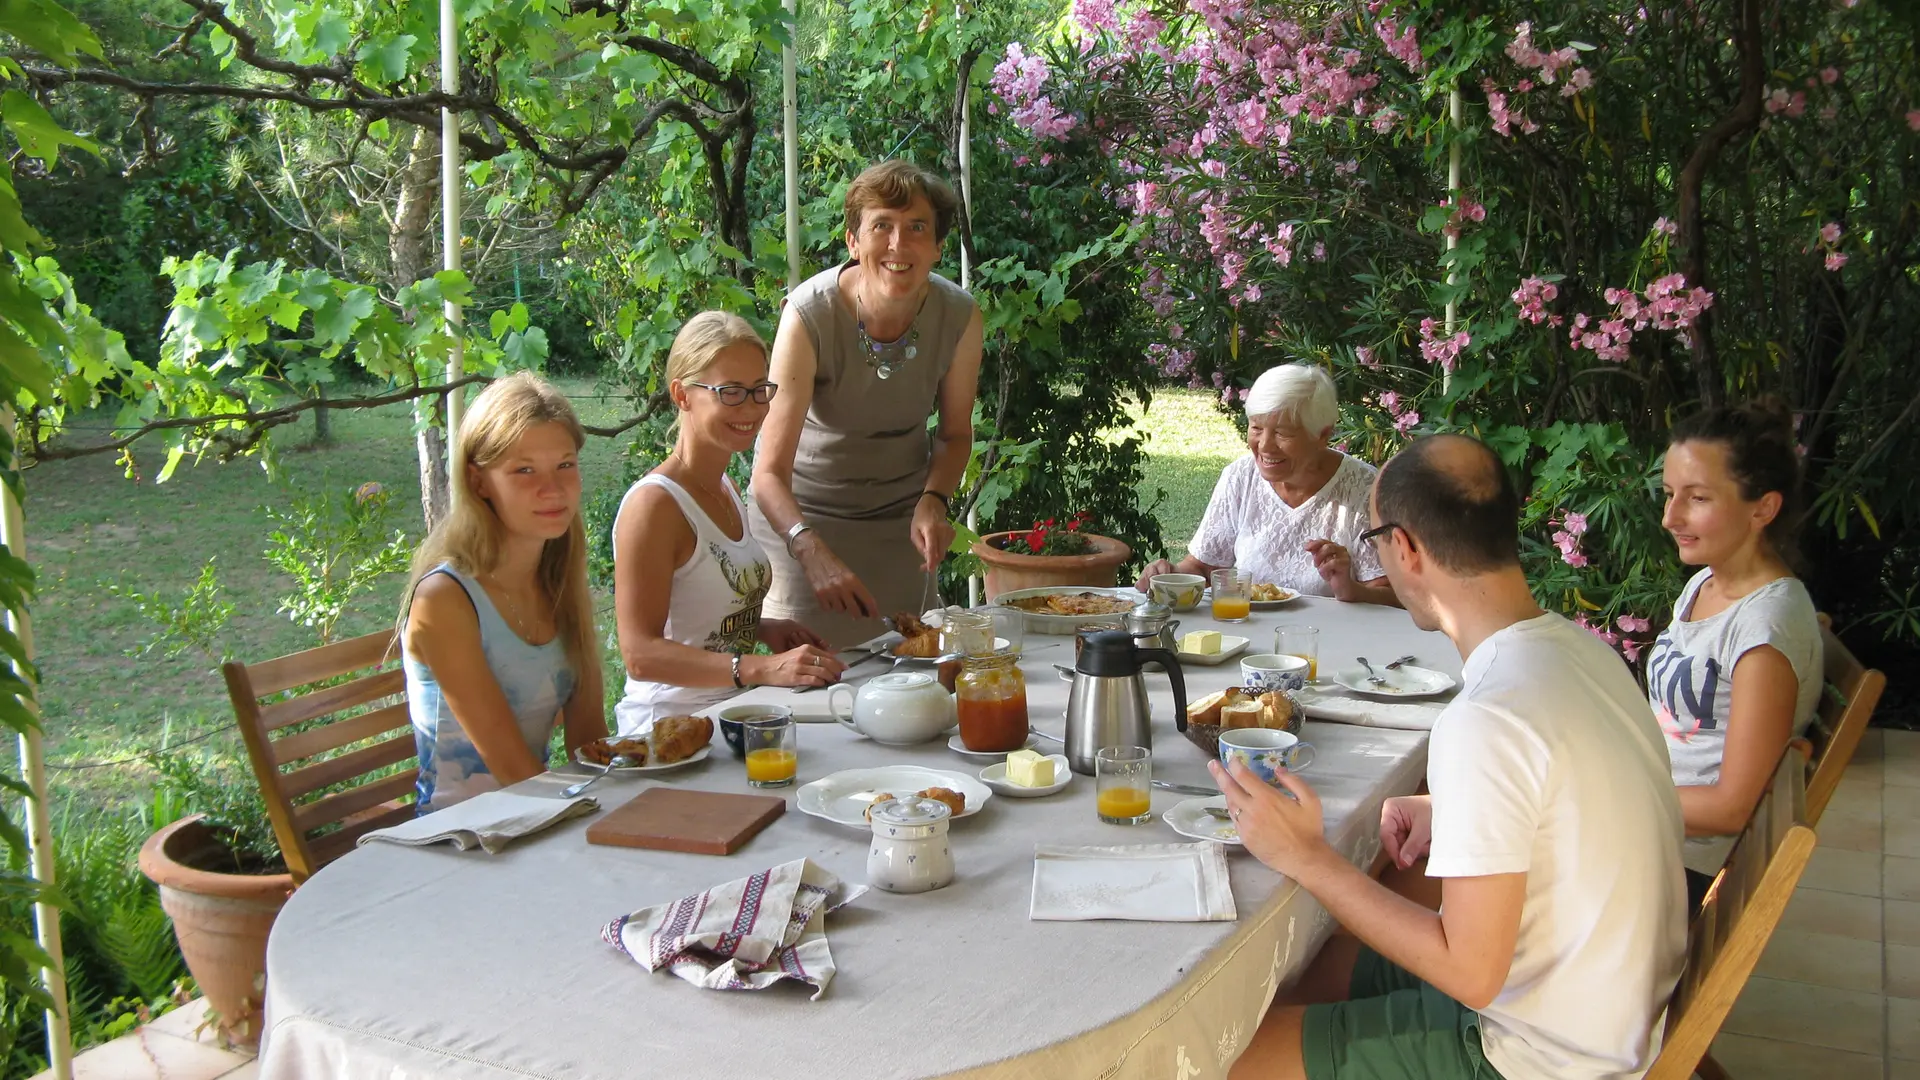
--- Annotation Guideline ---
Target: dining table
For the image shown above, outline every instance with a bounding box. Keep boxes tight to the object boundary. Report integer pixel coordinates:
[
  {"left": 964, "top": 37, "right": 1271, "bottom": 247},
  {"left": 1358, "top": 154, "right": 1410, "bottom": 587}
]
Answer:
[{"left": 257, "top": 595, "right": 1459, "bottom": 1080}]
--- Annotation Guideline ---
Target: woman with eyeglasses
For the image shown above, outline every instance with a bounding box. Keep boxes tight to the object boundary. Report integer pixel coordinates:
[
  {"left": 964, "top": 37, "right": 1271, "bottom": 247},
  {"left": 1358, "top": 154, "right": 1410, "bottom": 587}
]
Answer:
[
  {"left": 610, "top": 311, "right": 846, "bottom": 736},
  {"left": 748, "top": 159, "right": 985, "bottom": 647}
]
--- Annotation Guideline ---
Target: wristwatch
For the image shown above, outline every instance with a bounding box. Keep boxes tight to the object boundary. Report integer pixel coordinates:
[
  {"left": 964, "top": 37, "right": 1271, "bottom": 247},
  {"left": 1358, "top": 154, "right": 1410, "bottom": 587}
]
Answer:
[{"left": 784, "top": 520, "right": 813, "bottom": 558}]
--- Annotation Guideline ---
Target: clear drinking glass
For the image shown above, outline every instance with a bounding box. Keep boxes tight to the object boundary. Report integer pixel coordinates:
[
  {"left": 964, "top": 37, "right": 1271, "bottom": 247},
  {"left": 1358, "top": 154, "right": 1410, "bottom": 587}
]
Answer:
[
  {"left": 1095, "top": 745, "right": 1153, "bottom": 825},
  {"left": 1274, "top": 624, "right": 1321, "bottom": 683},
  {"left": 1210, "top": 568, "right": 1251, "bottom": 623},
  {"left": 743, "top": 715, "right": 797, "bottom": 788},
  {"left": 988, "top": 605, "right": 1026, "bottom": 656}
]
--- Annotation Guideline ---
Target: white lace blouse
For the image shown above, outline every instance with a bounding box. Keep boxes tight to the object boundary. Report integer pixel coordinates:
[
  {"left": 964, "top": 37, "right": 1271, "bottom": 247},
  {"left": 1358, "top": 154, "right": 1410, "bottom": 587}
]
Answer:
[{"left": 1187, "top": 452, "right": 1384, "bottom": 596}]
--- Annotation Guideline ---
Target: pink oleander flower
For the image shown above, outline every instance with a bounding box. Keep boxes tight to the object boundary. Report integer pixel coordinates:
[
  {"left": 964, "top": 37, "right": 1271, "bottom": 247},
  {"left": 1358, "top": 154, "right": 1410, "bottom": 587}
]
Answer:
[
  {"left": 1909, "top": 110, "right": 1920, "bottom": 132},
  {"left": 1621, "top": 639, "right": 1642, "bottom": 663},
  {"left": 1821, "top": 222, "right": 1843, "bottom": 245},
  {"left": 1356, "top": 346, "right": 1381, "bottom": 370},
  {"left": 1653, "top": 216, "right": 1678, "bottom": 236},
  {"left": 1511, "top": 275, "right": 1559, "bottom": 324},
  {"left": 1561, "top": 67, "right": 1593, "bottom": 97},
  {"left": 1617, "top": 614, "right": 1651, "bottom": 634},
  {"left": 1416, "top": 317, "right": 1470, "bottom": 371},
  {"left": 1821, "top": 66, "right": 1840, "bottom": 85},
  {"left": 1563, "top": 510, "right": 1588, "bottom": 536},
  {"left": 1826, "top": 251, "right": 1848, "bottom": 271},
  {"left": 1765, "top": 86, "right": 1790, "bottom": 114},
  {"left": 1070, "top": 0, "right": 1118, "bottom": 35},
  {"left": 1379, "top": 390, "right": 1401, "bottom": 413},
  {"left": 1375, "top": 18, "right": 1424, "bottom": 73},
  {"left": 1393, "top": 410, "right": 1421, "bottom": 433}
]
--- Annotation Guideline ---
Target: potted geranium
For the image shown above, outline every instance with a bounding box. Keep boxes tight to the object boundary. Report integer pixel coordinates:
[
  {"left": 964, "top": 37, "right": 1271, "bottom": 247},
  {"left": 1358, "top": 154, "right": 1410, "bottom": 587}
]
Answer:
[
  {"left": 137, "top": 754, "right": 294, "bottom": 1048},
  {"left": 972, "top": 511, "right": 1133, "bottom": 597}
]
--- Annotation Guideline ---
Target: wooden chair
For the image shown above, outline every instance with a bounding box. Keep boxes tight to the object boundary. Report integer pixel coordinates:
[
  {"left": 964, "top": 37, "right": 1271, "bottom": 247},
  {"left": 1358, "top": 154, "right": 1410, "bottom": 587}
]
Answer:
[
  {"left": 1645, "top": 748, "right": 1815, "bottom": 1080},
  {"left": 1791, "top": 614, "right": 1886, "bottom": 825},
  {"left": 224, "top": 629, "right": 417, "bottom": 884}
]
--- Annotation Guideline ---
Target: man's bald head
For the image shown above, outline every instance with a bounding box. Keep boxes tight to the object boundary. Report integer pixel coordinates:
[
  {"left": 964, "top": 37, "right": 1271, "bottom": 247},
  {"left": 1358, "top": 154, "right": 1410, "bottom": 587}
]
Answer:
[{"left": 1374, "top": 434, "right": 1521, "bottom": 574}]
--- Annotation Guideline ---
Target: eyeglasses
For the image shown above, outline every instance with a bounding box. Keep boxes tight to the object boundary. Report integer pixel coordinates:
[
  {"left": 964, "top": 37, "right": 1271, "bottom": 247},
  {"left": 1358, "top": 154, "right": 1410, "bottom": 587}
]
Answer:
[
  {"left": 688, "top": 381, "right": 778, "bottom": 406},
  {"left": 1358, "top": 522, "right": 1415, "bottom": 552}
]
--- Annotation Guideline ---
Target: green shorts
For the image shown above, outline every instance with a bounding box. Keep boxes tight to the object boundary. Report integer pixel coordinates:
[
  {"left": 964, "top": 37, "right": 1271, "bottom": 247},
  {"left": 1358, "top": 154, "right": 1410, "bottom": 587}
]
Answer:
[{"left": 1299, "top": 946, "right": 1504, "bottom": 1080}]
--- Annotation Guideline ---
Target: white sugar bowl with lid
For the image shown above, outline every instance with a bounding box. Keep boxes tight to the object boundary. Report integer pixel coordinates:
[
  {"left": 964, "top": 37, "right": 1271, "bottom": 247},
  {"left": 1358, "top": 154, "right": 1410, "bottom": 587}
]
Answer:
[{"left": 866, "top": 797, "right": 955, "bottom": 894}]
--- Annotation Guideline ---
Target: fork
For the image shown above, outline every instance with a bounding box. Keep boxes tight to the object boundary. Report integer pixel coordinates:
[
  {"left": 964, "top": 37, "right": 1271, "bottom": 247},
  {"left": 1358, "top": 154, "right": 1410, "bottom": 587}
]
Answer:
[
  {"left": 1384, "top": 655, "right": 1417, "bottom": 670},
  {"left": 1355, "top": 657, "right": 1389, "bottom": 687},
  {"left": 560, "top": 756, "right": 632, "bottom": 798}
]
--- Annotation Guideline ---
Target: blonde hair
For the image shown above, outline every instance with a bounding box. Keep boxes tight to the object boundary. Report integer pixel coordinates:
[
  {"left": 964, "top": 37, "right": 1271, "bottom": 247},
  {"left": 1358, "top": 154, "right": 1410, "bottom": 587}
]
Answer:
[
  {"left": 399, "top": 372, "right": 596, "bottom": 671},
  {"left": 666, "top": 311, "right": 768, "bottom": 387},
  {"left": 1245, "top": 363, "right": 1338, "bottom": 435}
]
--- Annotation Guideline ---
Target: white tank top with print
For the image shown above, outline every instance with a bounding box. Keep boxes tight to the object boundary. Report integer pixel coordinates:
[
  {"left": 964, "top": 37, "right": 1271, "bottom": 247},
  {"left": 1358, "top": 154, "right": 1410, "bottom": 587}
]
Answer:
[{"left": 612, "top": 473, "right": 771, "bottom": 735}]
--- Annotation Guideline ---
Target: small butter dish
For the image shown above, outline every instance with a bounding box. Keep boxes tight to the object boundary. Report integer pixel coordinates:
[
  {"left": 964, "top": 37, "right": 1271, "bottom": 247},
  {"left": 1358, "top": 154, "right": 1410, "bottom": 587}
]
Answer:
[{"left": 979, "top": 754, "right": 1072, "bottom": 799}]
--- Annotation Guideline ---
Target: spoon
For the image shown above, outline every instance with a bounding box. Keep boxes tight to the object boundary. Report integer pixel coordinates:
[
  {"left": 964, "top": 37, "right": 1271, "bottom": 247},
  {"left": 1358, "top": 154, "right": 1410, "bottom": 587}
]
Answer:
[
  {"left": 1355, "top": 657, "right": 1389, "bottom": 687},
  {"left": 560, "top": 756, "right": 632, "bottom": 798}
]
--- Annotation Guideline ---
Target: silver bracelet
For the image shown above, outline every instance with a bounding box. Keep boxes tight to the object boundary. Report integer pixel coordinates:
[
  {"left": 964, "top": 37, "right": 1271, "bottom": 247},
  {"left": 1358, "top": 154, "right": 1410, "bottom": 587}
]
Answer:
[
  {"left": 730, "top": 652, "right": 745, "bottom": 689},
  {"left": 784, "top": 520, "right": 813, "bottom": 559}
]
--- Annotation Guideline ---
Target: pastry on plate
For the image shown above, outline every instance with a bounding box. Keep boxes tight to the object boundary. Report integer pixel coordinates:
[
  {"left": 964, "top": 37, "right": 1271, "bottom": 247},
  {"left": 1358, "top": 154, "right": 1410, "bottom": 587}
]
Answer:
[
  {"left": 914, "top": 787, "right": 967, "bottom": 816},
  {"left": 580, "top": 737, "right": 650, "bottom": 767},
  {"left": 865, "top": 792, "right": 898, "bottom": 822},
  {"left": 1250, "top": 583, "right": 1292, "bottom": 601},
  {"left": 649, "top": 715, "right": 713, "bottom": 764},
  {"left": 891, "top": 612, "right": 943, "bottom": 658}
]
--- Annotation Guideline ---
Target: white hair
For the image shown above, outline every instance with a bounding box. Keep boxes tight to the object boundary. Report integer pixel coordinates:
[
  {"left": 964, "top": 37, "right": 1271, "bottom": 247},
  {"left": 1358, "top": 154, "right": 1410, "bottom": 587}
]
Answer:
[{"left": 1244, "top": 363, "right": 1338, "bottom": 435}]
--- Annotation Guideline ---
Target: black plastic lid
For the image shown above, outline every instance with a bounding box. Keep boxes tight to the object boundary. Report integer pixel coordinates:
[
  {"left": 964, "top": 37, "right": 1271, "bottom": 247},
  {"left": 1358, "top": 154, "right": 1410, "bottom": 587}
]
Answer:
[{"left": 1076, "top": 629, "right": 1142, "bottom": 676}]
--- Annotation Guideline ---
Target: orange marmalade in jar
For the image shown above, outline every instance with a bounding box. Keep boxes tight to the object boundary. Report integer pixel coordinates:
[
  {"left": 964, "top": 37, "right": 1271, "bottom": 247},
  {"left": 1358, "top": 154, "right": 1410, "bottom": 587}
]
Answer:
[{"left": 956, "top": 650, "right": 1029, "bottom": 752}]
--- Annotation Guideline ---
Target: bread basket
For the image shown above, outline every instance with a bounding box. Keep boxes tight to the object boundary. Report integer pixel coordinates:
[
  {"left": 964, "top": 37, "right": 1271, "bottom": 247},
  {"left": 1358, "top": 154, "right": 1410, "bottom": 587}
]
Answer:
[{"left": 1181, "top": 687, "right": 1303, "bottom": 758}]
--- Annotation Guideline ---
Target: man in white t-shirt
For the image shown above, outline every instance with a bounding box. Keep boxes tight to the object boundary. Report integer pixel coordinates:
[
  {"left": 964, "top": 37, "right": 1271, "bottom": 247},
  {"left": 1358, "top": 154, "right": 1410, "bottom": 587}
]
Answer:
[{"left": 1214, "top": 434, "right": 1687, "bottom": 1080}]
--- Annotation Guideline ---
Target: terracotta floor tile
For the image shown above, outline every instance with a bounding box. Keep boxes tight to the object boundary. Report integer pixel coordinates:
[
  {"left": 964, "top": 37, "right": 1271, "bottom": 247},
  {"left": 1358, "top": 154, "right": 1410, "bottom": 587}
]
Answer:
[
  {"left": 1892, "top": 997, "right": 1920, "bottom": 1061},
  {"left": 1893, "top": 900, "right": 1920, "bottom": 947},
  {"left": 1891, "top": 857, "right": 1920, "bottom": 903},
  {"left": 1755, "top": 930, "right": 1884, "bottom": 993},
  {"left": 29, "top": 1029, "right": 251, "bottom": 1080},
  {"left": 1710, "top": 1032, "right": 1881, "bottom": 1080},
  {"left": 1780, "top": 886, "right": 1883, "bottom": 942},
  {"left": 1803, "top": 845, "right": 1884, "bottom": 897},
  {"left": 1891, "top": 944, "right": 1920, "bottom": 999},
  {"left": 1724, "top": 976, "right": 1887, "bottom": 1055},
  {"left": 142, "top": 997, "right": 225, "bottom": 1047}
]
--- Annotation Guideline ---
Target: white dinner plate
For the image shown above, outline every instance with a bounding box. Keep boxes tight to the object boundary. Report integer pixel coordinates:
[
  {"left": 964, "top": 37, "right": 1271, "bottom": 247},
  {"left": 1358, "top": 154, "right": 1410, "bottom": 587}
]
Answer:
[
  {"left": 572, "top": 743, "right": 711, "bottom": 774},
  {"left": 1328, "top": 664, "right": 1458, "bottom": 699},
  {"left": 947, "top": 733, "right": 1040, "bottom": 761},
  {"left": 1200, "top": 586, "right": 1301, "bottom": 610},
  {"left": 796, "top": 765, "right": 993, "bottom": 829},
  {"left": 1174, "top": 634, "right": 1251, "bottom": 666},
  {"left": 988, "top": 587, "right": 1138, "bottom": 635},
  {"left": 978, "top": 754, "right": 1073, "bottom": 798},
  {"left": 1163, "top": 796, "right": 1242, "bottom": 845}
]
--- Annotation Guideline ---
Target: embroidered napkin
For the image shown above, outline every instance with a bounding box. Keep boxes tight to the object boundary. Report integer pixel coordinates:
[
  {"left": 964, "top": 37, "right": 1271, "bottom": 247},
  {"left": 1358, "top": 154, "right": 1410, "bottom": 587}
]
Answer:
[
  {"left": 357, "top": 790, "right": 599, "bottom": 854},
  {"left": 601, "top": 858, "right": 866, "bottom": 1000},
  {"left": 1295, "top": 686, "right": 1448, "bottom": 731},
  {"left": 1030, "top": 842, "right": 1237, "bottom": 922}
]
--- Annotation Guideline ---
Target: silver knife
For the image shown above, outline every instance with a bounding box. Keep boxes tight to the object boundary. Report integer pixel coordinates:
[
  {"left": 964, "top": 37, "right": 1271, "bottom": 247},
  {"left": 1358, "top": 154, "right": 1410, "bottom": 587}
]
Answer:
[
  {"left": 1151, "top": 780, "right": 1221, "bottom": 796},
  {"left": 791, "top": 646, "right": 887, "bottom": 694}
]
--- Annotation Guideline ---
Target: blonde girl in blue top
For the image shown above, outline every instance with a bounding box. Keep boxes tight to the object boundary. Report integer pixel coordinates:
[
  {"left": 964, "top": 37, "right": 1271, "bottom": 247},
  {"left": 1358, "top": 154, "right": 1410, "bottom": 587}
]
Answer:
[{"left": 400, "top": 373, "right": 608, "bottom": 812}]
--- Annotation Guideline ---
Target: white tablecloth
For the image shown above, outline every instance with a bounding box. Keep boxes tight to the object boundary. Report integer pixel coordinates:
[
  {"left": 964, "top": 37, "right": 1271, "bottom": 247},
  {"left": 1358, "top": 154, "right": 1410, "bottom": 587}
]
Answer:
[{"left": 259, "top": 598, "right": 1454, "bottom": 1080}]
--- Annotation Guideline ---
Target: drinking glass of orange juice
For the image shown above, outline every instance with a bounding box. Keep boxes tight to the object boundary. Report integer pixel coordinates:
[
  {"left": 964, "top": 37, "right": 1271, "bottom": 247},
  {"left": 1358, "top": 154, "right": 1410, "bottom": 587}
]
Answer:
[
  {"left": 1274, "top": 624, "right": 1320, "bottom": 682},
  {"left": 1210, "top": 569, "right": 1251, "bottom": 623},
  {"left": 1095, "top": 746, "right": 1153, "bottom": 825},
  {"left": 743, "top": 715, "right": 797, "bottom": 788}
]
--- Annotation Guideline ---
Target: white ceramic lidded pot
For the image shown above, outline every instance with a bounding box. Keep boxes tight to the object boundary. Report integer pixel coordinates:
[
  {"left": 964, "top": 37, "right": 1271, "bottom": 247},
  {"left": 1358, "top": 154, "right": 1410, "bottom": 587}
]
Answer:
[
  {"left": 826, "top": 671, "right": 954, "bottom": 746},
  {"left": 867, "top": 797, "right": 955, "bottom": 894}
]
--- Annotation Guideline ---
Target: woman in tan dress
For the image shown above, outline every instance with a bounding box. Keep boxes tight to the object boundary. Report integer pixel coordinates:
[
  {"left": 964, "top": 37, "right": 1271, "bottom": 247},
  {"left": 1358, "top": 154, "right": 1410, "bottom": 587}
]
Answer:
[{"left": 749, "top": 160, "right": 985, "bottom": 647}]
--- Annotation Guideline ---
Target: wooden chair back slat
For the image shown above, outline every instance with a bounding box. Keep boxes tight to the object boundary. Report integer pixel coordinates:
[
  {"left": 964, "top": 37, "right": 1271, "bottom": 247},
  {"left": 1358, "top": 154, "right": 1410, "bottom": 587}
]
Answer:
[
  {"left": 292, "top": 770, "right": 419, "bottom": 834},
  {"left": 307, "top": 804, "right": 418, "bottom": 866},
  {"left": 1802, "top": 615, "right": 1885, "bottom": 824},
  {"left": 1646, "top": 748, "right": 1814, "bottom": 1080},
  {"left": 224, "top": 628, "right": 417, "bottom": 884},
  {"left": 258, "top": 668, "right": 406, "bottom": 732},
  {"left": 278, "top": 735, "right": 415, "bottom": 801},
  {"left": 272, "top": 701, "right": 412, "bottom": 767},
  {"left": 246, "top": 631, "right": 399, "bottom": 696}
]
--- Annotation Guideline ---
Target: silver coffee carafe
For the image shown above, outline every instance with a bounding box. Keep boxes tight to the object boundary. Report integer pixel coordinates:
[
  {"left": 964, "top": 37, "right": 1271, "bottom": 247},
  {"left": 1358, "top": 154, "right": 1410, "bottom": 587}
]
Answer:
[{"left": 1063, "top": 630, "right": 1188, "bottom": 775}]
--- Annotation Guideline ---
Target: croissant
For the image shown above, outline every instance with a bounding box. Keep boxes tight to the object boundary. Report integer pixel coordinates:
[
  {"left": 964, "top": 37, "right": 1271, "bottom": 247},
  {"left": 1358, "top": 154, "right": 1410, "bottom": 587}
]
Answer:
[{"left": 649, "top": 715, "right": 714, "bottom": 764}]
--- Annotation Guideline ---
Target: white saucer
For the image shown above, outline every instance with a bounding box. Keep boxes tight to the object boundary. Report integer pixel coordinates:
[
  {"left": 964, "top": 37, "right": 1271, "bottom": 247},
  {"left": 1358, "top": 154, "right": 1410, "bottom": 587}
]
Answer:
[
  {"left": 572, "top": 744, "right": 711, "bottom": 774},
  {"left": 978, "top": 754, "right": 1073, "bottom": 798},
  {"left": 1175, "top": 634, "right": 1251, "bottom": 666},
  {"left": 795, "top": 765, "right": 992, "bottom": 829},
  {"left": 1164, "top": 795, "right": 1242, "bottom": 845},
  {"left": 948, "top": 733, "right": 1040, "bottom": 760}
]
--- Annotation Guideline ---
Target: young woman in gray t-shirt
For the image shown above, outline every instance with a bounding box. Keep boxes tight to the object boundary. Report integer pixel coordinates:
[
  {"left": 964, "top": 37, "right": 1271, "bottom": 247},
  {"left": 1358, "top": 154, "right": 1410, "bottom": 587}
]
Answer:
[{"left": 1648, "top": 399, "right": 1822, "bottom": 899}]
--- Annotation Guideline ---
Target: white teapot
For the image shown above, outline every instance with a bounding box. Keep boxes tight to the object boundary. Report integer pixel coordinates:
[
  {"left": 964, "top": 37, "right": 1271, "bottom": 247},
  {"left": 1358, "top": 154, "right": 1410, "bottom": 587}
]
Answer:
[{"left": 826, "top": 672, "right": 954, "bottom": 746}]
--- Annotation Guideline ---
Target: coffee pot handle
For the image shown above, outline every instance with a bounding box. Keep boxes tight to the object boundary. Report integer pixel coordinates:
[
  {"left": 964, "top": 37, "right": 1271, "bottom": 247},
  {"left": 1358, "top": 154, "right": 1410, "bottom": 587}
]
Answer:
[{"left": 1136, "top": 648, "right": 1188, "bottom": 731}]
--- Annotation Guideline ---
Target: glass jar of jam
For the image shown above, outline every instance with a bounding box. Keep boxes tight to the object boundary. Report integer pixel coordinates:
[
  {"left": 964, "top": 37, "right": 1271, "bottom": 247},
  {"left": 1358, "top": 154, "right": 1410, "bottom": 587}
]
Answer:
[{"left": 955, "top": 649, "right": 1029, "bottom": 752}]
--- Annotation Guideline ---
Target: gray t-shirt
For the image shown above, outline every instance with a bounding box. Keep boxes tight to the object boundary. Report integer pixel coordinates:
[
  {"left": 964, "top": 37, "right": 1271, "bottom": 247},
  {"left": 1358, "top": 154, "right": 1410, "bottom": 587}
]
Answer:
[{"left": 1647, "top": 567, "right": 1821, "bottom": 872}]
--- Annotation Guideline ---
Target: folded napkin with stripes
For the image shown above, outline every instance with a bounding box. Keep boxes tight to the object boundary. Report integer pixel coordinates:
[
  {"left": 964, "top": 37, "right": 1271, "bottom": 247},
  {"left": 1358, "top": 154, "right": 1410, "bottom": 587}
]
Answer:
[
  {"left": 358, "top": 790, "right": 599, "bottom": 854},
  {"left": 1293, "top": 686, "right": 1447, "bottom": 731},
  {"left": 601, "top": 859, "right": 865, "bottom": 999}
]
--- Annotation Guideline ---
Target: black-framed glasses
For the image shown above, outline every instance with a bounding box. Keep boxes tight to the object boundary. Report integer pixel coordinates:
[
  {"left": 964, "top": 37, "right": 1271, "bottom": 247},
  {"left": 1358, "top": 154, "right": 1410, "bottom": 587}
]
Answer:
[
  {"left": 1358, "top": 522, "right": 1414, "bottom": 552},
  {"left": 688, "top": 380, "right": 778, "bottom": 406}
]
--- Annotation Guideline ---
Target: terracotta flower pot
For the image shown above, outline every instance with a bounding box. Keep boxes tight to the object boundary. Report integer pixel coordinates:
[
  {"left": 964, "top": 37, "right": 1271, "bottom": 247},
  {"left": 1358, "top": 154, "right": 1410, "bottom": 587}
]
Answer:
[
  {"left": 138, "top": 815, "right": 294, "bottom": 1048},
  {"left": 972, "top": 531, "right": 1133, "bottom": 599}
]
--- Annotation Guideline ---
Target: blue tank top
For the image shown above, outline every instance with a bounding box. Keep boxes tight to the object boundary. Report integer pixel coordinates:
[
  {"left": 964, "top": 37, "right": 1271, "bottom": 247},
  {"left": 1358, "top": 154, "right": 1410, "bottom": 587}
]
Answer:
[{"left": 403, "top": 564, "right": 576, "bottom": 813}]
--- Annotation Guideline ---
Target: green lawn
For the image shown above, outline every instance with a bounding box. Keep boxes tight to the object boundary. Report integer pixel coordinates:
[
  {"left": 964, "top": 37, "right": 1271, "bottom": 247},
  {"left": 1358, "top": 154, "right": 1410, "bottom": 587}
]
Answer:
[{"left": 29, "top": 382, "right": 1239, "bottom": 812}]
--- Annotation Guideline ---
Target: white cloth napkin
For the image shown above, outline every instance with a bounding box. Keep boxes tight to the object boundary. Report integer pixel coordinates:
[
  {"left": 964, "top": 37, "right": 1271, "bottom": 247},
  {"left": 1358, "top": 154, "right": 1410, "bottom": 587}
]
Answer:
[
  {"left": 1295, "top": 686, "right": 1448, "bottom": 731},
  {"left": 601, "top": 858, "right": 866, "bottom": 1000},
  {"left": 357, "top": 790, "right": 599, "bottom": 854},
  {"left": 1030, "top": 842, "right": 1237, "bottom": 922}
]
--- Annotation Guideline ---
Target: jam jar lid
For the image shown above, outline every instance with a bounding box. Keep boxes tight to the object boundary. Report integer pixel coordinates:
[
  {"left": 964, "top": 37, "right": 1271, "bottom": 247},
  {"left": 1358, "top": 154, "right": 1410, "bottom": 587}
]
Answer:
[{"left": 869, "top": 796, "right": 954, "bottom": 828}]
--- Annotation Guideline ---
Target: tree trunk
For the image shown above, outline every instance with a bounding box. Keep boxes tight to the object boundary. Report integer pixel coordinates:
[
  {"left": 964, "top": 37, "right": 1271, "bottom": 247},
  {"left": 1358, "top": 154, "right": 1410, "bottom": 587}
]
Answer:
[
  {"left": 311, "top": 381, "right": 331, "bottom": 443},
  {"left": 391, "top": 125, "right": 452, "bottom": 531}
]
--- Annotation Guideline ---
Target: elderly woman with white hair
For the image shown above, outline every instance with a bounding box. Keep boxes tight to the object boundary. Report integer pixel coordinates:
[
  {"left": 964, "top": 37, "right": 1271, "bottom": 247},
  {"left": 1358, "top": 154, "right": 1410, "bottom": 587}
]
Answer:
[{"left": 1135, "top": 364, "right": 1397, "bottom": 605}]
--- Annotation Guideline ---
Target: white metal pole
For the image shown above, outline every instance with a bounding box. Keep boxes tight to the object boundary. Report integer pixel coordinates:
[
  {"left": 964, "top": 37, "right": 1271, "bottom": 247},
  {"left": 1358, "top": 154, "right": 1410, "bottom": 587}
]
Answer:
[
  {"left": 959, "top": 48, "right": 980, "bottom": 608},
  {"left": 3, "top": 408, "right": 69, "bottom": 1080},
  {"left": 441, "top": 0, "right": 466, "bottom": 468},
  {"left": 1441, "top": 86, "right": 1461, "bottom": 395},
  {"left": 782, "top": 0, "right": 800, "bottom": 290}
]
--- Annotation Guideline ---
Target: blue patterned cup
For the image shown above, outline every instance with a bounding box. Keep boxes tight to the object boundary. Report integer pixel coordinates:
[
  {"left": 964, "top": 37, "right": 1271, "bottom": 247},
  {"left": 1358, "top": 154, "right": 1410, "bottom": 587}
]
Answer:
[
  {"left": 1240, "top": 653, "right": 1309, "bottom": 693},
  {"left": 1218, "top": 728, "right": 1315, "bottom": 787},
  {"left": 717, "top": 704, "right": 791, "bottom": 760}
]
